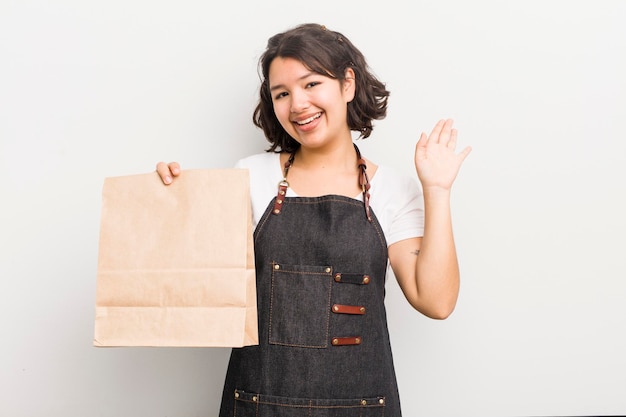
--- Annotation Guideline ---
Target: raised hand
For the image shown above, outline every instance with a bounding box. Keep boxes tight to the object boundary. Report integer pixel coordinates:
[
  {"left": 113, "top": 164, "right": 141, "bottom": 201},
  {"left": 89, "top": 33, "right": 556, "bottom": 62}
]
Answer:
[{"left": 414, "top": 119, "right": 471, "bottom": 191}]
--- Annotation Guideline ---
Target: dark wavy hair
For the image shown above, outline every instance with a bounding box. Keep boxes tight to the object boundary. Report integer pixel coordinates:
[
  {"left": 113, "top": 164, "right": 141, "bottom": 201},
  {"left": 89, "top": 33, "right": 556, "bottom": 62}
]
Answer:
[{"left": 253, "top": 23, "right": 390, "bottom": 153}]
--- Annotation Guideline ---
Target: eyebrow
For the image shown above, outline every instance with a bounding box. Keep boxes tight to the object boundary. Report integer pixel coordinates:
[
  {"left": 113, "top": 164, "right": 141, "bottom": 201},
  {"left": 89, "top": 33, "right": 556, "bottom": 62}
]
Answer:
[{"left": 269, "top": 71, "right": 316, "bottom": 92}]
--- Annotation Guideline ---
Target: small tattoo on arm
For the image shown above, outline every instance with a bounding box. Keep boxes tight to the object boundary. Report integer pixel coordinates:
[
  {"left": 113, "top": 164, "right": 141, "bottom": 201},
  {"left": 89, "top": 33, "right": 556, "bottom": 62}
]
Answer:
[{"left": 411, "top": 249, "right": 421, "bottom": 256}]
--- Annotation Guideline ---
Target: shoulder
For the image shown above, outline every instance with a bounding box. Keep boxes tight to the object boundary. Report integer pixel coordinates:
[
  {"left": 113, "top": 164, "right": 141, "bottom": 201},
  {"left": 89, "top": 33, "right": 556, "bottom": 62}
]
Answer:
[
  {"left": 371, "top": 164, "right": 421, "bottom": 200},
  {"left": 235, "top": 152, "right": 281, "bottom": 171},
  {"left": 235, "top": 151, "right": 283, "bottom": 193},
  {"left": 235, "top": 152, "right": 283, "bottom": 228},
  {"left": 370, "top": 164, "right": 424, "bottom": 245}
]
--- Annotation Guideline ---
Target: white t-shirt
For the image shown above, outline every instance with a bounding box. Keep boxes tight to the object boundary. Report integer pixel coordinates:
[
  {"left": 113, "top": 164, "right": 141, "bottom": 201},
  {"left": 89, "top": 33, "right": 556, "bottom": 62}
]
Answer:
[{"left": 235, "top": 152, "right": 424, "bottom": 246}]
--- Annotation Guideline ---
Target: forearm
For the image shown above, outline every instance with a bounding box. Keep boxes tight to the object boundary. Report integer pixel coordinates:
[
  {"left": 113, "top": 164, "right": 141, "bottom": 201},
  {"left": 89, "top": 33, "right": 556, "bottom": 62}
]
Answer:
[{"left": 415, "top": 187, "right": 460, "bottom": 319}]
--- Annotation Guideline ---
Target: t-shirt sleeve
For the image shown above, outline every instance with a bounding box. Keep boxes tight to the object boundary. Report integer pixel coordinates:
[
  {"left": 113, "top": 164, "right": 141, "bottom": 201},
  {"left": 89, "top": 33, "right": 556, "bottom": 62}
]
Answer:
[
  {"left": 382, "top": 170, "right": 424, "bottom": 246},
  {"left": 233, "top": 153, "right": 282, "bottom": 229}
]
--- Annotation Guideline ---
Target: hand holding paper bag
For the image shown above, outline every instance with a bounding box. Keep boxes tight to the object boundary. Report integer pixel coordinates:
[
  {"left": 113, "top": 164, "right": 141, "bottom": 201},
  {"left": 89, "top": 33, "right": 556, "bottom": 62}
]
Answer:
[{"left": 94, "top": 169, "right": 258, "bottom": 347}]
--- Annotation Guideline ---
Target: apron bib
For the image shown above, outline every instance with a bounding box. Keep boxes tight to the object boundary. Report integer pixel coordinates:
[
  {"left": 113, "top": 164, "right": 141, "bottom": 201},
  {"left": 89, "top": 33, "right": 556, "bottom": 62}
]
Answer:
[{"left": 219, "top": 147, "right": 402, "bottom": 416}]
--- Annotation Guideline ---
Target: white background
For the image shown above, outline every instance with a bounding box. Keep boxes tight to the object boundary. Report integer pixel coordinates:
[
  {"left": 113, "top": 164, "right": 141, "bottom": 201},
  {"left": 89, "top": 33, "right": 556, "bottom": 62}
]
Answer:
[{"left": 1, "top": 1, "right": 625, "bottom": 416}]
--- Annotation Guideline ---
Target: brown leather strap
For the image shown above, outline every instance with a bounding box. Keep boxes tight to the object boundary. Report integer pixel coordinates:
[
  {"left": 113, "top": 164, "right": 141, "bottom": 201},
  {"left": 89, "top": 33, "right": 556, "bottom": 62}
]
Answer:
[
  {"left": 331, "top": 336, "right": 362, "bottom": 346},
  {"left": 332, "top": 304, "right": 366, "bottom": 315},
  {"left": 354, "top": 144, "right": 372, "bottom": 222},
  {"left": 272, "top": 154, "right": 295, "bottom": 215},
  {"left": 272, "top": 181, "right": 288, "bottom": 215}
]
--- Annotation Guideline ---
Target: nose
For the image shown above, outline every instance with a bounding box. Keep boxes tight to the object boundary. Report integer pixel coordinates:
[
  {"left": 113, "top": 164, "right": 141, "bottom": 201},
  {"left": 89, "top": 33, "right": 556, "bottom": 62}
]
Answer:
[{"left": 289, "top": 89, "right": 310, "bottom": 113}]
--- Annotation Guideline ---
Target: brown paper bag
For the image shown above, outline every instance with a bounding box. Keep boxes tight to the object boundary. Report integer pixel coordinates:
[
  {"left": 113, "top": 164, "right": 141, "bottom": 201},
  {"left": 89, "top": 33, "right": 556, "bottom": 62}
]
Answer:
[{"left": 93, "top": 169, "right": 258, "bottom": 347}]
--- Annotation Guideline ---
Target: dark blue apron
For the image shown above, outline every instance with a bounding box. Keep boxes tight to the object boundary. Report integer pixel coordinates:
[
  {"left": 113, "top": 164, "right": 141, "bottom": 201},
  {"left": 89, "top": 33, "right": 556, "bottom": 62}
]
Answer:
[{"left": 219, "top": 146, "right": 402, "bottom": 416}]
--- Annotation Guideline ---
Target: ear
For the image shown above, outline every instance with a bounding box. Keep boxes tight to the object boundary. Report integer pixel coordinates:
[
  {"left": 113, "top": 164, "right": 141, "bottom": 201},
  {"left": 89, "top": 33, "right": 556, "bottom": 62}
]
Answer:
[{"left": 343, "top": 68, "right": 356, "bottom": 103}]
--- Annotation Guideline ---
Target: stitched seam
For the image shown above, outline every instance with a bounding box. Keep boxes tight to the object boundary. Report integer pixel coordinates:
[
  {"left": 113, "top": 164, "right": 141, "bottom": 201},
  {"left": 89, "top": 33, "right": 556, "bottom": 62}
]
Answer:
[
  {"left": 234, "top": 393, "right": 386, "bottom": 409},
  {"left": 275, "top": 270, "right": 330, "bottom": 276},
  {"left": 285, "top": 198, "right": 363, "bottom": 208},
  {"left": 235, "top": 399, "right": 384, "bottom": 409},
  {"left": 268, "top": 262, "right": 276, "bottom": 345},
  {"left": 253, "top": 199, "right": 275, "bottom": 246},
  {"left": 268, "top": 265, "right": 332, "bottom": 348}
]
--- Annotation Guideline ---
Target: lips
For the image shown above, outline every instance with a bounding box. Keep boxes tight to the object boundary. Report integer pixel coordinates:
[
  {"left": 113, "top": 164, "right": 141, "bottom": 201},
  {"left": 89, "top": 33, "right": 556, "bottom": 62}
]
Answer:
[{"left": 294, "top": 112, "right": 322, "bottom": 126}]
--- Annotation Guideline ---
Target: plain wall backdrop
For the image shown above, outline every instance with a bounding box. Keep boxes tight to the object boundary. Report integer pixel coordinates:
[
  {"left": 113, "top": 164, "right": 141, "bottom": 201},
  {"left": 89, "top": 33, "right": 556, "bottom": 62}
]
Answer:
[{"left": 1, "top": 1, "right": 625, "bottom": 416}]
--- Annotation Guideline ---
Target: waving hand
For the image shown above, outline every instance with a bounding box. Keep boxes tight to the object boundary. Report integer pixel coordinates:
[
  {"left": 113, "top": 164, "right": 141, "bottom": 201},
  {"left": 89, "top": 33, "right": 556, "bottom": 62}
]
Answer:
[{"left": 414, "top": 118, "right": 471, "bottom": 191}]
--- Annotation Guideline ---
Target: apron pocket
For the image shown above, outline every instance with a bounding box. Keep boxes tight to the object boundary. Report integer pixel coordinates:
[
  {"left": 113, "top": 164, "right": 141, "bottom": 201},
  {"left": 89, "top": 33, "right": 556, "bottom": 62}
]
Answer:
[
  {"left": 269, "top": 263, "right": 332, "bottom": 348},
  {"left": 233, "top": 390, "right": 385, "bottom": 417}
]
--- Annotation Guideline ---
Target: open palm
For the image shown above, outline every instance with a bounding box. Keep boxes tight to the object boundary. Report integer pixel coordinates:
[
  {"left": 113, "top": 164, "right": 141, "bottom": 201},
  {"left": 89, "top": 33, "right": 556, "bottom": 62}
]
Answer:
[{"left": 414, "top": 119, "right": 471, "bottom": 191}]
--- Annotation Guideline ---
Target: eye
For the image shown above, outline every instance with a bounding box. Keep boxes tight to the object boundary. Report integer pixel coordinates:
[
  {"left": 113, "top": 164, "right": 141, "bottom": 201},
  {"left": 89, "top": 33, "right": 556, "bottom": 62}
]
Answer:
[
  {"left": 306, "top": 81, "right": 320, "bottom": 89},
  {"left": 273, "top": 91, "right": 288, "bottom": 100}
]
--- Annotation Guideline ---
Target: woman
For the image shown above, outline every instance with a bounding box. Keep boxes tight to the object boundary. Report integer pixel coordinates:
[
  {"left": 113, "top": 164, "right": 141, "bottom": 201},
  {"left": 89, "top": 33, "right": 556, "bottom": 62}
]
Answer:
[{"left": 157, "top": 23, "right": 471, "bottom": 417}]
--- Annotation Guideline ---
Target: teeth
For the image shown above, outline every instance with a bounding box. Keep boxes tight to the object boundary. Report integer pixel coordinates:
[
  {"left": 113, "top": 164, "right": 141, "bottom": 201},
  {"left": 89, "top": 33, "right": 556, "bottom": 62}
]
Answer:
[{"left": 296, "top": 113, "right": 321, "bottom": 125}]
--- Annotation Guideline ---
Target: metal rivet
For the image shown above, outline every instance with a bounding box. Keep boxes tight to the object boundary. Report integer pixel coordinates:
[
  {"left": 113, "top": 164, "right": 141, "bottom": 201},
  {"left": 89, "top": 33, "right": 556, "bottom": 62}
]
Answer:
[
  {"left": 234, "top": 391, "right": 239, "bottom": 399},
  {"left": 274, "top": 264, "right": 280, "bottom": 270},
  {"left": 355, "top": 337, "right": 361, "bottom": 344},
  {"left": 361, "top": 399, "right": 367, "bottom": 406},
  {"left": 334, "top": 274, "right": 341, "bottom": 282},
  {"left": 362, "top": 276, "right": 370, "bottom": 284},
  {"left": 277, "top": 200, "right": 282, "bottom": 204},
  {"left": 332, "top": 338, "right": 339, "bottom": 345},
  {"left": 359, "top": 307, "right": 365, "bottom": 313},
  {"left": 325, "top": 267, "right": 331, "bottom": 273},
  {"left": 379, "top": 398, "right": 385, "bottom": 405},
  {"left": 273, "top": 209, "right": 280, "bottom": 214},
  {"left": 333, "top": 305, "right": 339, "bottom": 312},
  {"left": 252, "top": 396, "right": 258, "bottom": 402},
  {"left": 279, "top": 190, "right": 285, "bottom": 195}
]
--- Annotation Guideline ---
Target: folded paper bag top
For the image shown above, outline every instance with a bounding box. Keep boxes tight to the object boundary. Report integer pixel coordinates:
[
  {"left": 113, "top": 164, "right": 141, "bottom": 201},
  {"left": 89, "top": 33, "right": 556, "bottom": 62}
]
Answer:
[{"left": 94, "top": 169, "right": 258, "bottom": 347}]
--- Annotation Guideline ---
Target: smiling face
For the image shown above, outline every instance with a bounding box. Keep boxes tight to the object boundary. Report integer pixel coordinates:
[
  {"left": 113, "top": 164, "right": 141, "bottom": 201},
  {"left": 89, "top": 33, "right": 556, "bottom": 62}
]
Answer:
[{"left": 268, "top": 57, "right": 355, "bottom": 151}]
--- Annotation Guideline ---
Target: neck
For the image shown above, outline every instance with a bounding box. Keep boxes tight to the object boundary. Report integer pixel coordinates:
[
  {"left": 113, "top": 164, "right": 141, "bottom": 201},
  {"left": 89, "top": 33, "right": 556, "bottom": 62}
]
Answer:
[{"left": 293, "top": 141, "right": 357, "bottom": 171}]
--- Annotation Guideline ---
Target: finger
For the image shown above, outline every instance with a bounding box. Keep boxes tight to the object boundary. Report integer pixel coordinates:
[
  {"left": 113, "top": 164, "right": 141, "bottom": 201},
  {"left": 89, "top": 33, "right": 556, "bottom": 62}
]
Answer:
[
  {"left": 447, "top": 128, "right": 458, "bottom": 149},
  {"left": 414, "top": 133, "right": 427, "bottom": 169},
  {"left": 156, "top": 161, "right": 174, "bottom": 185},
  {"left": 439, "top": 119, "right": 454, "bottom": 143},
  {"left": 457, "top": 146, "right": 472, "bottom": 163},
  {"left": 416, "top": 132, "right": 427, "bottom": 149},
  {"left": 168, "top": 162, "right": 181, "bottom": 177},
  {"left": 428, "top": 119, "right": 446, "bottom": 143}
]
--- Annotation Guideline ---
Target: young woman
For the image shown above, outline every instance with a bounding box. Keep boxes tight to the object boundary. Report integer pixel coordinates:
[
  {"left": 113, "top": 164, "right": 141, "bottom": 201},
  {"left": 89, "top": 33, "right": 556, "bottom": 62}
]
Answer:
[{"left": 157, "top": 23, "right": 471, "bottom": 417}]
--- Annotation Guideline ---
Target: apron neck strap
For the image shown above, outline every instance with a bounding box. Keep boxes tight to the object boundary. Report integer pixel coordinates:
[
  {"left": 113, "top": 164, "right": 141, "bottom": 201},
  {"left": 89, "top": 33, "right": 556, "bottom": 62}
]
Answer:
[{"left": 273, "top": 144, "right": 372, "bottom": 222}]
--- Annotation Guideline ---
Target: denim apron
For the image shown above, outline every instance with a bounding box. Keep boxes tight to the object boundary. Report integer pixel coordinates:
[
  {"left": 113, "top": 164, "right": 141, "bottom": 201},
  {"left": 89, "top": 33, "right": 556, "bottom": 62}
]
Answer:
[{"left": 219, "top": 146, "right": 402, "bottom": 416}]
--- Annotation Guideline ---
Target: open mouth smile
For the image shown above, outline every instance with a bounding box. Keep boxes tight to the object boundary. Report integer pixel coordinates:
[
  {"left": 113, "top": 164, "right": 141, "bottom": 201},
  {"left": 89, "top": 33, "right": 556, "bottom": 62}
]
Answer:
[{"left": 294, "top": 112, "right": 322, "bottom": 126}]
